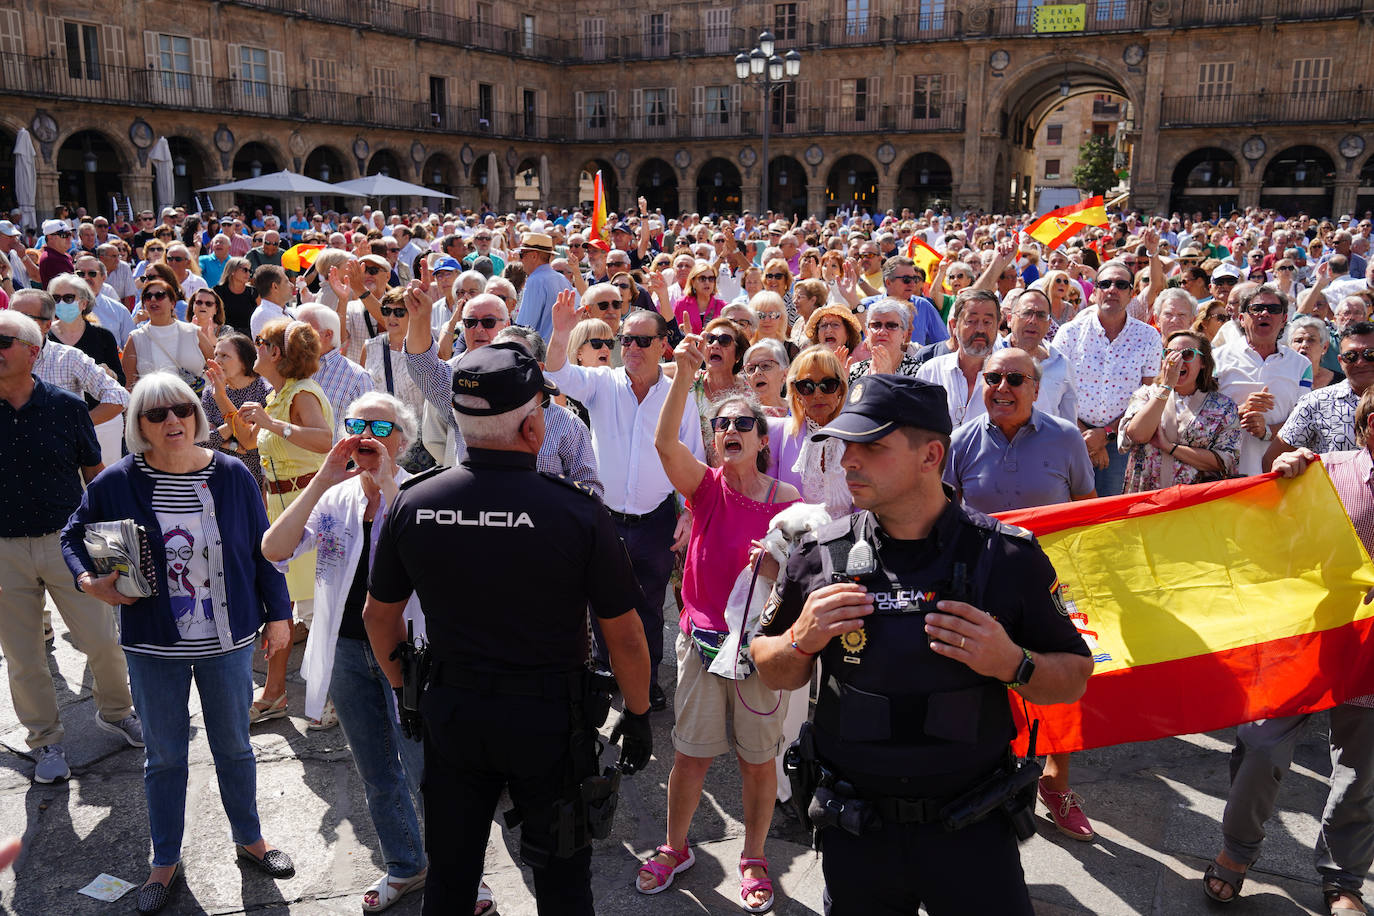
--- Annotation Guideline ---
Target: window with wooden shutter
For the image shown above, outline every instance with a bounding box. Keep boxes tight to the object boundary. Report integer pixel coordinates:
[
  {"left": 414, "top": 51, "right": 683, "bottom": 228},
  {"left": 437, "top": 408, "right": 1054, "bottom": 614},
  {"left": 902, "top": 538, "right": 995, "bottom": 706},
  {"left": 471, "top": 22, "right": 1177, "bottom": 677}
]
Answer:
[
  {"left": 643, "top": 12, "right": 668, "bottom": 58},
  {"left": 704, "top": 8, "right": 730, "bottom": 53},
  {"left": 581, "top": 18, "right": 605, "bottom": 61},
  {"left": 373, "top": 66, "right": 399, "bottom": 99},
  {"left": 1197, "top": 62, "right": 1234, "bottom": 101},
  {"left": 1291, "top": 58, "right": 1331, "bottom": 97}
]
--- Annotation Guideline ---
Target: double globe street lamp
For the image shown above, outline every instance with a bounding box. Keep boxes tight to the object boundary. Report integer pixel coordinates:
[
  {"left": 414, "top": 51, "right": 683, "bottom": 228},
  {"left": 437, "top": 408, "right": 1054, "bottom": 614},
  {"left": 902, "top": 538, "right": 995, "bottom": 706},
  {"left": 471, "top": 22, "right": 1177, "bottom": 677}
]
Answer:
[{"left": 735, "top": 32, "right": 801, "bottom": 214}]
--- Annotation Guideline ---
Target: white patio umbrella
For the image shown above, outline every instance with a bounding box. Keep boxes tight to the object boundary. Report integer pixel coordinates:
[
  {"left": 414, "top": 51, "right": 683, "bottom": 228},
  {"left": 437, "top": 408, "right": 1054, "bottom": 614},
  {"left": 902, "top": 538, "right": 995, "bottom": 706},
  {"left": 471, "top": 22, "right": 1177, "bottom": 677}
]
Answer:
[
  {"left": 331, "top": 174, "right": 456, "bottom": 199},
  {"left": 198, "top": 170, "right": 367, "bottom": 196},
  {"left": 150, "top": 137, "right": 175, "bottom": 210},
  {"left": 486, "top": 152, "right": 499, "bottom": 210},
  {"left": 14, "top": 129, "right": 36, "bottom": 229}
]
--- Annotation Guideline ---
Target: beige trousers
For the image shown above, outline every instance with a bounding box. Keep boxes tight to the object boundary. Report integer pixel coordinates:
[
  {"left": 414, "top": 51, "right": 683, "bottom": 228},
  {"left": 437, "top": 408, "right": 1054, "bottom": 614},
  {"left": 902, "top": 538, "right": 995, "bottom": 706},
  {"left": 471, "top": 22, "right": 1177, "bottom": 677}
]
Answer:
[{"left": 0, "top": 533, "right": 134, "bottom": 749}]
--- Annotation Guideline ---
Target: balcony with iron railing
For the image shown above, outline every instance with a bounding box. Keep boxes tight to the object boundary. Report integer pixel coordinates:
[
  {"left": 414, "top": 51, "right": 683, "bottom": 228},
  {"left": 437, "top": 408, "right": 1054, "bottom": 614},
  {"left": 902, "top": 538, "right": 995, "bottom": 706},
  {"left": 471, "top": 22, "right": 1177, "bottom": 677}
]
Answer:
[
  {"left": 569, "top": 104, "right": 964, "bottom": 141},
  {"left": 1176, "top": 0, "right": 1362, "bottom": 27},
  {"left": 1092, "top": 100, "right": 1123, "bottom": 120},
  {"left": 816, "top": 15, "right": 889, "bottom": 45},
  {"left": 1159, "top": 90, "right": 1371, "bottom": 127}
]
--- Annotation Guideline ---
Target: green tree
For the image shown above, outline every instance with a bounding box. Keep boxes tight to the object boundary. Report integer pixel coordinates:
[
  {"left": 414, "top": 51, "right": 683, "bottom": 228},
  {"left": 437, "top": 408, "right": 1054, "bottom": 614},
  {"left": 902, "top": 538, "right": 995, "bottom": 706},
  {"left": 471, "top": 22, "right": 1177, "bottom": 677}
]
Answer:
[{"left": 1072, "top": 136, "right": 1119, "bottom": 196}]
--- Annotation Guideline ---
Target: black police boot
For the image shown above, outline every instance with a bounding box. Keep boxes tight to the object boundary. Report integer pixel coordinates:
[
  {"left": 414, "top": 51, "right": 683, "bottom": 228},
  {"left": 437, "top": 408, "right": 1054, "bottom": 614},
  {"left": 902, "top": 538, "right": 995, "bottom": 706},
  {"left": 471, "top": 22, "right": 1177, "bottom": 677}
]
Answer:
[{"left": 649, "top": 681, "right": 667, "bottom": 712}]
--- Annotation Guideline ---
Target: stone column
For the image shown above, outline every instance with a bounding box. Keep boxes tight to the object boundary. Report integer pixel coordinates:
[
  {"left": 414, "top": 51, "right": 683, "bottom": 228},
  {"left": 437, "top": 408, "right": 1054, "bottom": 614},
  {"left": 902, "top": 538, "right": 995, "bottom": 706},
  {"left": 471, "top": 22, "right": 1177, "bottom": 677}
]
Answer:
[
  {"left": 1130, "top": 37, "right": 1170, "bottom": 216},
  {"left": 617, "top": 184, "right": 636, "bottom": 214},
  {"left": 121, "top": 172, "right": 155, "bottom": 217},
  {"left": 877, "top": 182, "right": 898, "bottom": 215},
  {"left": 807, "top": 183, "right": 826, "bottom": 218},
  {"left": 678, "top": 184, "right": 697, "bottom": 217},
  {"left": 1237, "top": 181, "right": 1262, "bottom": 211},
  {"left": 958, "top": 45, "right": 989, "bottom": 209},
  {"left": 1334, "top": 180, "right": 1360, "bottom": 218},
  {"left": 742, "top": 184, "right": 761, "bottom": 215},
  {"left": 34, "top": 166, "right": 61, "bottom": 225}
]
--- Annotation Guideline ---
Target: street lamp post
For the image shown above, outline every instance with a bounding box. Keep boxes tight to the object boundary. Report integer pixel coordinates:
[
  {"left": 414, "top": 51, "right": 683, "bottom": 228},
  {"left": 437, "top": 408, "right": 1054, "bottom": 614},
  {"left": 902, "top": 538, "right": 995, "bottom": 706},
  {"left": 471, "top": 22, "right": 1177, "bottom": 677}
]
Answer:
[{"left": 736, "top": 32, "right": 801, "bottom": 215}]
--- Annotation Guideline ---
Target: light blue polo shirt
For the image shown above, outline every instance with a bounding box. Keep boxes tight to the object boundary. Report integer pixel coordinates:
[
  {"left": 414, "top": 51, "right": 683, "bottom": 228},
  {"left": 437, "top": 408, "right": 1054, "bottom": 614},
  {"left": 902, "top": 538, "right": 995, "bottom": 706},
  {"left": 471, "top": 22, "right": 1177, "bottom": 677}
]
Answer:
[{"left": 944, "top": 408, "right": 1095, "bottom": 514}]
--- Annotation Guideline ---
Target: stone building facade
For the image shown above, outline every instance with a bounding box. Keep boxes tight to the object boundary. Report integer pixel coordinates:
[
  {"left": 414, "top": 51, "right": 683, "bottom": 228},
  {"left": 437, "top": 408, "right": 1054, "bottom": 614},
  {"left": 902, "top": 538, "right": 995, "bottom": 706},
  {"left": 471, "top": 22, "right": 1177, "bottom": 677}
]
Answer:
[{"left": 1, "top": 0, "right": 1372, "bottom": 221}]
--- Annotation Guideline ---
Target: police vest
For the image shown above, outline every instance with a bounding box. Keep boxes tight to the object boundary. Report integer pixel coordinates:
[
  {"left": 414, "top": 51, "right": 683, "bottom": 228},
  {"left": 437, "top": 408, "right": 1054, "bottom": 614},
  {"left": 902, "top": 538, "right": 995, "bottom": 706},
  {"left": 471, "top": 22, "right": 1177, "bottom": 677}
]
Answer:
[{"left": 809, "top": 508, "right": 1026, "bottom": 795}]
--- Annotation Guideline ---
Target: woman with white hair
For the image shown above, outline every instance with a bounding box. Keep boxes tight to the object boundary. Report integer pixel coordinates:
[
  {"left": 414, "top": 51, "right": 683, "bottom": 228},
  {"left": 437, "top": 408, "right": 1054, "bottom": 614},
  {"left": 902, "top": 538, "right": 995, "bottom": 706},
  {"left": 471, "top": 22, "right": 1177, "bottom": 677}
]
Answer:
[
  {"left": 61, "top": 372, "right": 295, "bottom": 915},
  {"left": 261, "top": 391, "right": 454, "bottom": 913},
  {"left": 742, "top": 338, "right": 789, "bottom": 417},
  {"left": 847, "top": 298, "right": 922, "bottom": 381}
]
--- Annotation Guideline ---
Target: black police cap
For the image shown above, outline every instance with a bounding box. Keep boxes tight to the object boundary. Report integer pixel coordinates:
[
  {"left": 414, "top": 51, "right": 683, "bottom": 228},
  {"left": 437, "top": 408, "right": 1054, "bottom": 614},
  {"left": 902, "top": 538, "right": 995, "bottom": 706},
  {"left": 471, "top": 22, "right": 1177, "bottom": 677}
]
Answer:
[
  {"left": 451, "top": 341, "right": 558, "bottom": 416},
  {"left": 811, "top": 375, "right": 952, "bottom": 443}
]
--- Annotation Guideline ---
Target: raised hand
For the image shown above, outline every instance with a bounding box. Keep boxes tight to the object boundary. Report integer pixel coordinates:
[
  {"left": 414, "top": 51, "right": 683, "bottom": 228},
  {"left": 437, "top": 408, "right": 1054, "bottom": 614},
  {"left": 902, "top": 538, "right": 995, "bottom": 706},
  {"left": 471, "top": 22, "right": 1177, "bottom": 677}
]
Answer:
[
  {"left": 404, "top": 280, "right": 433, "bottom": 324},
  {"left": 204, "top": 358, "right": 226, "bottom": 394},
  {"left": 317, "top": 434, "right": 366, "bottom": 488},
  {"left": 551, "top": 287, "right": 580, "bottom": 335},
  {"left": 870, "top": 340, "right": 901, "bottom": 375},
  {"left": 673, "top": 334, "right": 706, "bottom": 374}
]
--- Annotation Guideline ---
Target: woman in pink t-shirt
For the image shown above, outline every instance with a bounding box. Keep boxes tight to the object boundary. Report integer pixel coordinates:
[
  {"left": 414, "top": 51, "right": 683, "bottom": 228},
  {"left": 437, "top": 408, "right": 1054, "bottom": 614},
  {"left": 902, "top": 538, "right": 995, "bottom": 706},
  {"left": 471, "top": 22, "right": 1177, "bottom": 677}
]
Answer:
[
  {"left": 639, "top": 333, "right": 799, "bottom": 912},
  {"left": 671, "top": 261, "right": 727, "bottom": 335}
]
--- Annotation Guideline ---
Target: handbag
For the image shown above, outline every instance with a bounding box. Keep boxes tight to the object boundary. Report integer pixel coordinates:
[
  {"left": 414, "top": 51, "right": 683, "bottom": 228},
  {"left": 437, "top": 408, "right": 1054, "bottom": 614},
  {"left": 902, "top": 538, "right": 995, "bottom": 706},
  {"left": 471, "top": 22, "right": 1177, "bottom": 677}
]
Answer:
[{"left": 141, "top": 325, "right": 206, "bottom": 395}]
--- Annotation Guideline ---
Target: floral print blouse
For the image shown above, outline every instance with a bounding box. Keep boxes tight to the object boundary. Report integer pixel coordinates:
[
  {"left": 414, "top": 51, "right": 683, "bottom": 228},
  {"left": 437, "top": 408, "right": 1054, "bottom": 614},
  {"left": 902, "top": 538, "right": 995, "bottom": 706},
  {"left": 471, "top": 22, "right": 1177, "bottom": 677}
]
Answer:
[{"left": 1120, "top": 387, "right": 1242, "bottom": 494}]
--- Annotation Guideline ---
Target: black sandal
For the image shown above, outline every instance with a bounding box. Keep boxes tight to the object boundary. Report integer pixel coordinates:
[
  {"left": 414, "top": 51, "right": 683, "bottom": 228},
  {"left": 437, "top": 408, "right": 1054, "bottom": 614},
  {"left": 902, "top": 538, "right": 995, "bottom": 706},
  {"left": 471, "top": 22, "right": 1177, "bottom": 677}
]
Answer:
[
  {"left": 1325, "top": 887, "right": 1368, "bottom": 914},
  {"left": 136, "top": 861, "right": 182, "bottom": 915},
  {"left": 1203, "top": 860, "right": 1247, "bottom": 904},
  {"left": 235, "top": 844, "right": 296, "bottom": 879}
]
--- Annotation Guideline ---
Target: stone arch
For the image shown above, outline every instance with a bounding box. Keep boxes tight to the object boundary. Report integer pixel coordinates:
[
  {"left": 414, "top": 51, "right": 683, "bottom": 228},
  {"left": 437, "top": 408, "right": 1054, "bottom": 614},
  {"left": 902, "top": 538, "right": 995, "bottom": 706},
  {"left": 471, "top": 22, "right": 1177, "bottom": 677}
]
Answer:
[
  {"left": 1260, "top": 145, "right": 1337, "bottom": 217},
  {"left": 897, "top": 152, "right": 955, "bottom": 213},
  {"left": 767, "top": 155, "right": 807, "bottom": 216},
  {"left": 696, "top": 158, "right": 742, "bottom": 216},
  {"left": 1168, "top": 147, "right": 1239, "bottom": 219},
  {"left": 55, "top": 129, "right": 131, "bottom": 217},
  {"left": 635, "top": 157, "right": 678, "bottom": 215},
  {"left": 825, "top": 154, "right": 878, "bottom": 215}
]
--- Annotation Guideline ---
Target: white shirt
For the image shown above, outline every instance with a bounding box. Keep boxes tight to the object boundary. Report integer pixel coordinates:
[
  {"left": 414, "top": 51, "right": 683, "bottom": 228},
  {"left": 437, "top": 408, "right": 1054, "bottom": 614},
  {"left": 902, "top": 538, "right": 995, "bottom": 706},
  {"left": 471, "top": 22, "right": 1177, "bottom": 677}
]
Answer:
[
  {"left": 105, "top": 261, "right": 138, "bottom": 301},
  {"left": 178, "top": 274, "right": 207, "bottom": 299},
  {"left": 1052, "top": 311, "right": 1161, "bottom": 427},
  {"left": 546, "top": 363, "right": 705, "bottom": 514},
  {"left": 915, "top": 351, "right": 988, "bottom": 429},
  {"left": 250, "top": 299, "right": 293, "bottom": 336},
  {"left": 1213, "top": 340, "right": 1313, "bottom": 476},
  {"left": 91, "top": 293, "right": 134, "bottom": 347}
]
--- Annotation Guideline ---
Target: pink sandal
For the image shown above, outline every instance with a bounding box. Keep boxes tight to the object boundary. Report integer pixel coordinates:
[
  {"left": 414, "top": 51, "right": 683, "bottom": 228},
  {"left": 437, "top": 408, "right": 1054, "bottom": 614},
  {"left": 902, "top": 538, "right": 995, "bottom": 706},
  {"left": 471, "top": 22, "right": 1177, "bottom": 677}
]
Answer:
[
  {"left": 739, "top": 856, "right": 775, "bottom": 913},
  {"left": 635, "top": 842, "right": 694, "bottom": 895}
]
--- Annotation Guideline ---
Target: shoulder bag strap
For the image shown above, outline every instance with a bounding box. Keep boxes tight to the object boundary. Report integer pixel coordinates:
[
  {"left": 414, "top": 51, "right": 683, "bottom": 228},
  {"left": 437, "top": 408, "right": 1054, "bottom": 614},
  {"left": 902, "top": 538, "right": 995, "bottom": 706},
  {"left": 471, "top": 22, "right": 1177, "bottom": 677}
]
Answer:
[{"left": 381, "top": 341, "right": 395, "bottom": 395}]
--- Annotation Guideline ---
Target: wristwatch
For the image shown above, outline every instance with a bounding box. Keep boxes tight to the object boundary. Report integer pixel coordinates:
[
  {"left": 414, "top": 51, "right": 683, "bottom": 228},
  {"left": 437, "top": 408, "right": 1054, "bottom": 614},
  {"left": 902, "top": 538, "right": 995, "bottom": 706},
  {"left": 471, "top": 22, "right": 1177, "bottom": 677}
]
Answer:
[
  {"left": 1004, "top": 647, "right": 1036, "bottom": 689},
  {"left": 280, "top": 423, "right": 293, "bottom": 439}
]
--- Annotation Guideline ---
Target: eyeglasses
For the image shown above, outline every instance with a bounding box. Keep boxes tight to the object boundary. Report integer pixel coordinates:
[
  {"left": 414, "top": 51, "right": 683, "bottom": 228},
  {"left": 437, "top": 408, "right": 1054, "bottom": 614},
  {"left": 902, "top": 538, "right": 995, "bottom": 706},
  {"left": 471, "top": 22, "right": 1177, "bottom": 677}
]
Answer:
[
  {"left": 143, "top": 290, "right": 170, "bottom": 302},
  {"left": 867, "top": 320, "right": 903, "bottom": 332},
  {"left": 584, "top": 337, "right": 615, "bottom": 350},
  {"left": 343, "top": 417, "right": 395, "bottom": 437},
  {"left": 710, "top": 416, "right": 758, "bottom": 433},
  {"left": 591, "top": 300, "right": 618, "bottom": 311},
  {"left": 792, "top": 377, "right": 842, "bottom": 396},
  {"left": 1166, "top": 347, "right": 1200, "bottom": 362},
  {"left": 1017, "top": 309, "right": 1050, "bottom": 320},
  {"left": 76, "top": 270, "right": 101, "bottom": 278},
  {"left": 364, "top": 266, "right": 386, "bottom": 275},
  {"left": 1339, "top": 348, "right": 1374, "bottom": 365},
  {"left": 1207, "top": 312, "right": 1229, "bottom": 323},
  {"left": 743, "top": 361, "right": 779, "bottom": 375},
  {"left": 704, "top": 333, "right": 736, "bottom": 347},
  {"left": 1052, "top": 278, "right": 1070, "bottom": 285},
  {"left": 816, "top": 320, "right": 846, "bottom": 333},
  {"left": 253, "top": 335, "right": 275, "bottom": 347},
  {"left": 569, "top": 242, "right": 585, "bottom": 248},
  {"left": 756, "top": 311, "right": 783, "bottom": 320},
  {"left": 1099, "top": 279, "right": 1133, "bottom": 291},
  {"left": 1244, "top": 303, "right": 1285, "bottom": 316},
  {"left": 619, "top": 333, "right": 662, "bottom": 348},
  {"left": 0, "top": 334, "right": 31, "bottom": 349},
  {"left": 764, "top": 272, "right": 788, "bottom": 281},
  {"left": 380, "top": 305, "right": 408, "bottom": 318},
  {"left": 142, "top": 403, "right": 197, "bottom": 423},
  {"left": 696, "top": 275, "right": 717, "bottom": 284}
]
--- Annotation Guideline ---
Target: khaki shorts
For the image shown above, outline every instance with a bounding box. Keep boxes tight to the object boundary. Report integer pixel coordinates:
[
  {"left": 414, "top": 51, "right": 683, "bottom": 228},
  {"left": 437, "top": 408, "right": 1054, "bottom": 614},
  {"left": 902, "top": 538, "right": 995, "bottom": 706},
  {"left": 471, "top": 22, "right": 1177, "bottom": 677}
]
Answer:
[{"left": 670, "top": 630, "right": 788, "bottom": 765}]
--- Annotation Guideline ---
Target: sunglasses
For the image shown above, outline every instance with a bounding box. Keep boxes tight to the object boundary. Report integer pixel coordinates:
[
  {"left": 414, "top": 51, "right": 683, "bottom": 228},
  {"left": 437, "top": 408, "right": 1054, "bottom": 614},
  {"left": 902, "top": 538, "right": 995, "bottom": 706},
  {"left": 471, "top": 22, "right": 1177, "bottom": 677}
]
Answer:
[
  {"left": 756, "top": 311, "right": 783, "bottom": 320},
  {"left": 1166, "top": 347, "right": 1200, "bottom": 362},
  {"left": 793, "top": 377, "right": 842, "bottom": 396},
  {"left": 145, "top": 247, "right": 165, "bottom": 254},
  {"left": 76, "top": 270, "right": 101, "bottom": 278},
  {"left": 1244, "top": 303, "right": 1285, "bottom": 316},
  {"left": 49, "top": 230, "right": 71, "bottom": 238},
  {"left": 343, "top": 417, "right": 395, "bottom": 437},
  {"left": 619, "top": 333, "right": 661, "bottom": 349},
  {"left": 0, "top": 334, "right": 31, "bottom": 349},
  {"left": 142, "top": 403, "right": 197, "bottom": 423},
  {"left": 743, "top": 361, "right": 779, "bottom": 375},
  {"left": 764, "top": 272, "right": 788, "bottom": 281},
  {"left": 867, "top": 320, "right": 903, "bottom": 332},
  {"left": 889, "top": 274, "right": 919, "bottom": 283},
  {"left": 585, "top": 337, "right": 615, "bottom": 350},
  {"left": 54, "top": 293, "right": 81, "bottom": 304},
  {"left": 1339, "top": 348, "right": 1374, "bottom": 365},
  {"left": 1277, "top": 266, "right": 1295, "bottom": 272},
  {"left": 460, "top": 316, "right": 500, "bottom": 329},
  {"left": 364, "top": 266, "right": 386, "bottom": 275},
  {"left": 1212, "top": 277, "right": 1239, "bottom": 287},
  {"left": 591, "top": 300, "right": 618, "bottom": 311},
  {"left": 166, "top": 256, "right": 188, "bottom": 263},
  {"left": 379, "top": 305, "right": 408, "bottom": 318},
  {"left": 983, "top": 371, "right": 1030, "bottom": 387},
  {"left": 704, "top": 333, "right": 736, "bottom": 347},
  {"left": 710, "top": 416, "right": 758, "bottom": 433},
  {"left": 1099, "top": 279, "right": 1133, "bottom": 291},
  {"left": 143, "top": 290, "right": 170, "bottom": 301}
]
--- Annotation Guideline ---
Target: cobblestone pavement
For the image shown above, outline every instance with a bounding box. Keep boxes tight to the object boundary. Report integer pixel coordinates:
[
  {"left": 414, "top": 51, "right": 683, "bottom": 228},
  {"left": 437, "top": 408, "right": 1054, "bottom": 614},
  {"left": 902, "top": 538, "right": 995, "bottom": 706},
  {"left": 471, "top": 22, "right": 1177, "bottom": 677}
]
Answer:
[{"left": 0, "top": 603, "right": 1340, "bottom": 914}]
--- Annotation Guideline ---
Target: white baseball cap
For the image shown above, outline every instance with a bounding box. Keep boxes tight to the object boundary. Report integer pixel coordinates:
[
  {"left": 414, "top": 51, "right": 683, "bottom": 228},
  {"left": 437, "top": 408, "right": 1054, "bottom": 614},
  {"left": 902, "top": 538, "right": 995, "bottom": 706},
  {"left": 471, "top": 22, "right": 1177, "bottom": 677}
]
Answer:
[
  {"left": 0, "top": 220, "right": 19, "bottom": 238},
  {"left": 41, "top": 218, "right": 69, "bottom": 236}
]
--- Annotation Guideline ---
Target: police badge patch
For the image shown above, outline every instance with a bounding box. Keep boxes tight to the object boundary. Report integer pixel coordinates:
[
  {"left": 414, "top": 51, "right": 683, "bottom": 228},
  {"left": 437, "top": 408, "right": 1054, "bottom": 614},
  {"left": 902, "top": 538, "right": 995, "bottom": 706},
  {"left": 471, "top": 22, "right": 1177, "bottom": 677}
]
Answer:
[
  {"left": 759, "top": 586, "right": 782, "bottom": 628},
  {"left": 1050, "top": 577, "right": 1069, "bottom": 616}
]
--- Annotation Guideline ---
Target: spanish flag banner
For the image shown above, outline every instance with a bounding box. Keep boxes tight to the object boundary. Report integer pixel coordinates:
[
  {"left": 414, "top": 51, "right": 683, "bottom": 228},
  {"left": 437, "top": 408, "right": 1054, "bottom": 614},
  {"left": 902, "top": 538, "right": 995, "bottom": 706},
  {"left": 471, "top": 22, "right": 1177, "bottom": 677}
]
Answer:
[
  {"left": 590, "top": 171, "right": 609, "bottom": 244},
  {"left": 905, "top": 236, "right": 942, "bottom": 284},
  {"left": 996, "top": 464, "right": 1374, "bottom": 756},
  {"left": 281, "top": 243, "right": 324, "bottom": 273},
  {"left": 1023, "top": 195, "right": 1109, "bottom": 251}
]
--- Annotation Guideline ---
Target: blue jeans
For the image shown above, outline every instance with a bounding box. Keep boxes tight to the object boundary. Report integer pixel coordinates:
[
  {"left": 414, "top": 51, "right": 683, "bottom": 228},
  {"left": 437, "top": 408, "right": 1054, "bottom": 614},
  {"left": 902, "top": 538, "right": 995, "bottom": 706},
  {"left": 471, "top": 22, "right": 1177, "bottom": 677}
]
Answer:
[
  {"left": 1094, "top": 436, "right": 1128, "bottom": 498},
  {"left": 125, "top": 644, "right": 260, "bottom": 868},
  {"left": 331, "top": 637, "right": 426, "bottom": 878}
]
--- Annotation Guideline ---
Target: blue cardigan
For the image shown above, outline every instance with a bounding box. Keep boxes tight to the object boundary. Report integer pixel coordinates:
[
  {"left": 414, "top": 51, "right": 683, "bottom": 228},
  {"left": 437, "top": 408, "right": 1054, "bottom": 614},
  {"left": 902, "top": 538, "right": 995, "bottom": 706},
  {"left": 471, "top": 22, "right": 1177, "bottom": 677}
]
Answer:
[{"left": 61, "top": 452, "right": 292, "bottom": 648}]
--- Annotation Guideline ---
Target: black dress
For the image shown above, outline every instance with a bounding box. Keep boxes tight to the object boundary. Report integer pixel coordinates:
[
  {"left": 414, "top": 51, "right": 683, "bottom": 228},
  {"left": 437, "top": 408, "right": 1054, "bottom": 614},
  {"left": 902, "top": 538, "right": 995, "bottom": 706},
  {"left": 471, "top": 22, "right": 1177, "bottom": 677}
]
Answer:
[{"left": 215, "top": 282, "right": 259, "bottom": 334}]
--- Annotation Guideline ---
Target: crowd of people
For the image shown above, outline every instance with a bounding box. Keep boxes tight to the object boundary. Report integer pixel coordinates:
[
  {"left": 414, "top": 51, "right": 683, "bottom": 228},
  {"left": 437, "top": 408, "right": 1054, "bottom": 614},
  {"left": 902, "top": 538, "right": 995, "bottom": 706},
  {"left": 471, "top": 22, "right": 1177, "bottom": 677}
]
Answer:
[{"left": 2, "top": 193, "right": 1373, "bottom": 914}]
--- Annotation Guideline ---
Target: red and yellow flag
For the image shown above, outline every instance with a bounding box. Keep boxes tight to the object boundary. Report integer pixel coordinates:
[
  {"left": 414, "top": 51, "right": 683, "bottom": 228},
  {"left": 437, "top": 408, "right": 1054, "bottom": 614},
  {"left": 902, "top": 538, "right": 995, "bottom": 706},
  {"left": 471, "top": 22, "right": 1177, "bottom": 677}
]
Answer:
[
  {"left": 281, "top": 243, "right": 324, "bottom": 273},
  {"left": 905, "top": 236, "right": 942, "bottom": 284},
  {"left": 996, "top": 464, "right": 1374, "bottom": 755},
  {"left": 1024, "top": 195, "right": 1109, "bottom": 250},
  {"left": 590, "top": 171, "right": 608, "bottom": 244}
]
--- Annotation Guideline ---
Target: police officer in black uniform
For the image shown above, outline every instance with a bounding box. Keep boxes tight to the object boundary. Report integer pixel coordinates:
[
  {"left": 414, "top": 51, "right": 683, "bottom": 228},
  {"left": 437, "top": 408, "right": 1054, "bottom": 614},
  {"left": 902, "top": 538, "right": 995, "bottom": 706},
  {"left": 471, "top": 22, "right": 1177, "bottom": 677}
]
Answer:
[
  {"left": 752, "top": 375, "right": 1092, "bottom": 915},
  {"left": 364, "top": 341, "right": 654, "bottom": 916}
]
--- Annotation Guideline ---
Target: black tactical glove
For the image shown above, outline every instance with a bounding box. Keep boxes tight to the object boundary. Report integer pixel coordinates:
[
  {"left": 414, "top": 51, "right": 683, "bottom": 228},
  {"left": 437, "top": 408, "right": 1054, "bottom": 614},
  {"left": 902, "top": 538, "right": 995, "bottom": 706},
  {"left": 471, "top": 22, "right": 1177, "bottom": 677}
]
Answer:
[
  {"left": 609, "top": 708, "right": 653, "bottom": 774},
  {"left": 393, "top": 686, "right": 423, "bottom": 743}
]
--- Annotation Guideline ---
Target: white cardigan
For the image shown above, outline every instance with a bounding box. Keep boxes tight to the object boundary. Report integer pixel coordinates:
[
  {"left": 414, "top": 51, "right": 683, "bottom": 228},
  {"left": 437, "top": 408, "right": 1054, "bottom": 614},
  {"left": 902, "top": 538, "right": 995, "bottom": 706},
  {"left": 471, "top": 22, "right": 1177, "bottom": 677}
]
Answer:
[{"left": 276, "top": 469, "right": 425, "bottom": 719}]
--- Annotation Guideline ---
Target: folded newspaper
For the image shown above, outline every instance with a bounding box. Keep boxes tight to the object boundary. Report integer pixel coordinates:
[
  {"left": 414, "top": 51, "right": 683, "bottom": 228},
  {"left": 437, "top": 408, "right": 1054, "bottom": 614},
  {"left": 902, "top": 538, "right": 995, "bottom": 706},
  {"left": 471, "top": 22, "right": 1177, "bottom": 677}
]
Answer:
[{"left": 82, "top": 520, "right": 157, "bottom": 599}]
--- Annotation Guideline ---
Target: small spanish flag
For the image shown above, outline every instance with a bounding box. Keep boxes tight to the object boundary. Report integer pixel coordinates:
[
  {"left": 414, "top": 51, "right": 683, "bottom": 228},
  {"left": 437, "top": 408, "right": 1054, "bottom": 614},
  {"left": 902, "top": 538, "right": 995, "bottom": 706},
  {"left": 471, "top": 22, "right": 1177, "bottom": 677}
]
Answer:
[
  {"left": 905, "top": 236, "right": 942, "bottom": 284},
  {"left": 998, "top": 463, "right": 1374, "bottom": 756},
  {"left": 281, "top": 243, "right": 324, "bottom": 273},
  {"left": 590, "top": 171, "right": 609, "bottom": 244},
  {"left": 1024, "top": 195, "right": 1109, "bottom": 251}
]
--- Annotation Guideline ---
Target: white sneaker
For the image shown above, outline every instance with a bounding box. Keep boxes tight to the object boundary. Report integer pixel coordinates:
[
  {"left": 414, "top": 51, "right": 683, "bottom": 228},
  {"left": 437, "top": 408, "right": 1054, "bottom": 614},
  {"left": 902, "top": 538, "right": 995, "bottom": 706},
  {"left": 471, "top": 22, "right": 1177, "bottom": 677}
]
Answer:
[
  {"left": 94, "top": 713, "right": 145, "bottom": 748},
  {"left": 33, "top": 744, "right": 70, "bottom": 783}
]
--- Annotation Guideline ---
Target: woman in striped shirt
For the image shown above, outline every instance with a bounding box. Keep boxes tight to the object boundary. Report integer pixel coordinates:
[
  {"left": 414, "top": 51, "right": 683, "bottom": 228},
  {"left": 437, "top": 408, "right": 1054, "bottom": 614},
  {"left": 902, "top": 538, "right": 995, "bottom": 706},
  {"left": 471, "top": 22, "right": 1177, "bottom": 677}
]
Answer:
[{"left": 62, "top": 372, "right": 296, "bottom": 914}]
